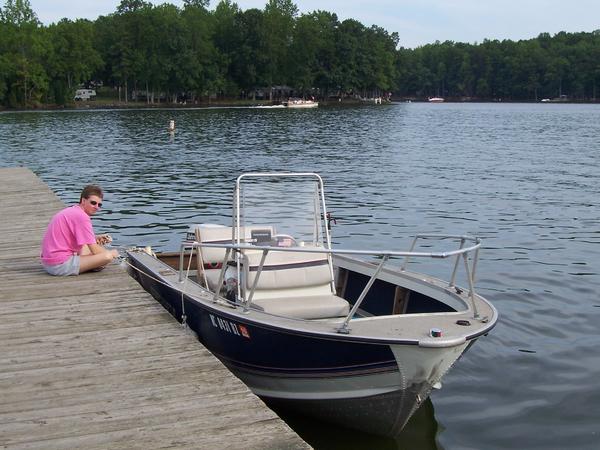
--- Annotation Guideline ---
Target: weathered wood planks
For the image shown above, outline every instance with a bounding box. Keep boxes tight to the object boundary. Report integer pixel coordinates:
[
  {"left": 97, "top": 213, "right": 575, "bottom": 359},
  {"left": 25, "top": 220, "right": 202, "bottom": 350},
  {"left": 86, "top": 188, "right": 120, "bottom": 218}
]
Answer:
[{"left": 0, "top": 167, "right": 309, "bottom": 450}]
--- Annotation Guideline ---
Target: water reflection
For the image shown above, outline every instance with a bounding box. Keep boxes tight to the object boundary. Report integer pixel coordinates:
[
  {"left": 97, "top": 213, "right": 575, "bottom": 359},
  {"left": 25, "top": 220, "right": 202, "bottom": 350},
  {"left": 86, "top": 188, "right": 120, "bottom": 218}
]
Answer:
[{"left": 266, "top": 398, "right": 441, "bottom": 450}]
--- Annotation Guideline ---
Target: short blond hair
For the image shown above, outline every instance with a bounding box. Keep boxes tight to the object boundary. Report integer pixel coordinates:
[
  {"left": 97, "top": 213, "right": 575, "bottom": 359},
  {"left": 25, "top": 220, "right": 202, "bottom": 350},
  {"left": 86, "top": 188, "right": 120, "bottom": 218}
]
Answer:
[{"left": 80, "top": 185, "right": 103, "bottom": 202}]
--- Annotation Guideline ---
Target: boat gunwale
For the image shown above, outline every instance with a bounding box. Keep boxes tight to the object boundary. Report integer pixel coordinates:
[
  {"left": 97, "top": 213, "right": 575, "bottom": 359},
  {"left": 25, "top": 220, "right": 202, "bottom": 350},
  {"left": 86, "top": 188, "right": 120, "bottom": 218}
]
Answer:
[
  {"left": 127, "top": 250, "right": 498, "bottom": 348},
  {"left": 194, "top": 235, "right": 482, "bottom": 260}
]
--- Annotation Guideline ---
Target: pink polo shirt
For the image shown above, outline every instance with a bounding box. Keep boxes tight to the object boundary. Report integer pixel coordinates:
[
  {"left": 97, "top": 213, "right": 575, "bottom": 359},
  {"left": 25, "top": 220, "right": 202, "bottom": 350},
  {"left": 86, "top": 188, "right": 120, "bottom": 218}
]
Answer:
[{"left": 41, "top": 205, "right": 96, "bottom": 265}]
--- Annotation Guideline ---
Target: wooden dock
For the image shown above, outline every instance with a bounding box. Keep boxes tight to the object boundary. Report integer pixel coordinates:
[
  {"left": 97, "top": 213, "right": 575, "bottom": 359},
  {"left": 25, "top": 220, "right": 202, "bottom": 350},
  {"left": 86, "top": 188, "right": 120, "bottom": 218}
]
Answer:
[{"left": 0, "top": 168, "right": 309, "bottom": 450}]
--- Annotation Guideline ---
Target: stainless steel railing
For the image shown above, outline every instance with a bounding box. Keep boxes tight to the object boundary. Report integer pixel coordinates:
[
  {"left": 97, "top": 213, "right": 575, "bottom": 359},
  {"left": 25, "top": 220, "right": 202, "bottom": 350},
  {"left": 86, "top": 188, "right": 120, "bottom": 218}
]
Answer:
[{"left": 178, "top": 234, "right": 482, "bottom": 331}]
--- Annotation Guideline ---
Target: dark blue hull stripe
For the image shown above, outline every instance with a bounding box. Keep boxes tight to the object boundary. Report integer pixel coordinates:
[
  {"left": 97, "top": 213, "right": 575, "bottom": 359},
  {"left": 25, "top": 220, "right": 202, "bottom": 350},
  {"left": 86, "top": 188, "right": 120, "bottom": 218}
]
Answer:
[{"left": 213, "top": 352, "right": 399, "bottom": 378}]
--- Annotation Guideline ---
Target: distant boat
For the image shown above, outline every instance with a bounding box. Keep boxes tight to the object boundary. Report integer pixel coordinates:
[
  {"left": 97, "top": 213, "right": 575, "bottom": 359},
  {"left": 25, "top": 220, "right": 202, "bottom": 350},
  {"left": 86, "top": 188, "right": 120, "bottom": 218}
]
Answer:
[
  {"left": 255, "top": 104, "right": 285, "bottom": 109},
  {"left": 541, "top": 96, "right": 568, "bottom": 103},
  {"left": 428, "top": 97, "right": 444, "bottom": 103},
  {"left": 284, "top": 98, "right": 318, "bottom": 108},
  {"left": 359, "top": 97, "right": 385, "bottom": 104}
]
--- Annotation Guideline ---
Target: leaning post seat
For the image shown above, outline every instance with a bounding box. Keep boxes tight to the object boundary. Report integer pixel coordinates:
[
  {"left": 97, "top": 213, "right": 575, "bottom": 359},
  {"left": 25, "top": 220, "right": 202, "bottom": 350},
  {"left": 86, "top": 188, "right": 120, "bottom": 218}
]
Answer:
[
  {"left": 242, "top": 249, "right": 350, "bottom": 320},
  {"left": 194, "top": 225, "right": 274, "bottom": 291}
]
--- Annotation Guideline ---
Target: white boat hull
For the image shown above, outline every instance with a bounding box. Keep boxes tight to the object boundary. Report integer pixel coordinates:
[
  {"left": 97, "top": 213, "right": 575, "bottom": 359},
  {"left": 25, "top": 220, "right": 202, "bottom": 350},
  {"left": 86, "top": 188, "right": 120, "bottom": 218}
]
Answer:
[{"left": 218, "top": 340, "right": 470, "bottom": 435}]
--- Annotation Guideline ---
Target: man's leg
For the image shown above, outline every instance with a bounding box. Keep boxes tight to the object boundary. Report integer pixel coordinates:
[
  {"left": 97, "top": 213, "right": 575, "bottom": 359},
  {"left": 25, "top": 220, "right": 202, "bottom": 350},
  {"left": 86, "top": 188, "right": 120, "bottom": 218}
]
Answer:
[{"left": 79, "top": 245, "right": 113, "bottom": 273}]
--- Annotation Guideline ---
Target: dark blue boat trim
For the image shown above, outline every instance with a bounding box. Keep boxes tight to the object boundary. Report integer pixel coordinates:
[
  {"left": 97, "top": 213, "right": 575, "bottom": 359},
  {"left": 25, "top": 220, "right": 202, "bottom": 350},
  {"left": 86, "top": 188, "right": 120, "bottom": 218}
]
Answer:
[{"left": 213, "top": 352, "right": 399, "bottom": 377}]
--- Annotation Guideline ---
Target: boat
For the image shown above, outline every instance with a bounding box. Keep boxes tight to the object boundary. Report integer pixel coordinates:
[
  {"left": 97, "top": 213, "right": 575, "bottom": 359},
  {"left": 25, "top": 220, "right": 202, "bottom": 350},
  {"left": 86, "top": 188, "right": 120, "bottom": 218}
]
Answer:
[
  {"left": 428, "top": 97, "right": 444, "bottom": 103},
  {"left": 284, "top": 97, "right": 318, "bottom": 108},
  {"left": 126, "top": 172, "right": 497, "bottom": 436},
  {"left": 254, "top": 104, "right": 285, "bottom": 109}
]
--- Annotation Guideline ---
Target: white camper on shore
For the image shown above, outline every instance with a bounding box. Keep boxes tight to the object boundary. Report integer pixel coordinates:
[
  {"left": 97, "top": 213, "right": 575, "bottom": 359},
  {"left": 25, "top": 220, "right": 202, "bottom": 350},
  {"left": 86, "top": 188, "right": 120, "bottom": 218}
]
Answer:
[{"left": 74, "top": 89, "right": 96, "bottom": 101}]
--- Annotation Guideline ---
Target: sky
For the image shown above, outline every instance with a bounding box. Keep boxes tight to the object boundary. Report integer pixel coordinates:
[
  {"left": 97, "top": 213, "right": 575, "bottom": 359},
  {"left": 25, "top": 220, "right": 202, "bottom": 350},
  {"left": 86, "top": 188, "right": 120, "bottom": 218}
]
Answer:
[{"left": 27, "top": 0, "right": 600, "bottom": 49}]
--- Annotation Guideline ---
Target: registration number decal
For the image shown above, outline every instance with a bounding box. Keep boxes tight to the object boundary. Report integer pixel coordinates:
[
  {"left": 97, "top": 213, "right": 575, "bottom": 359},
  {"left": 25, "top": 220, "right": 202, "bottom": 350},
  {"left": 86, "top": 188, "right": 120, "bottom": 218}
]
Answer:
[{"left": 209, "top": 314, "right": 251, "bottom": 339}]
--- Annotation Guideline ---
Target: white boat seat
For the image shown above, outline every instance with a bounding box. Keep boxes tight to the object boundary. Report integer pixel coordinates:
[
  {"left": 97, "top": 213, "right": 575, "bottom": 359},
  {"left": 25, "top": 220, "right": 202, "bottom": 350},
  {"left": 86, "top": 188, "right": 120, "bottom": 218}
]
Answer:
[
  {"left": 243, "top": 249, "right": 350, "bottom": 319},
  {"left": 252, "top": 294, "right": 350, "bottom": 320},
  {"left": 195, "top": 225, "right": 274, "bottom": 291},
  {"left": 202, "top": 268, "right": 225, "bottom": 292}
]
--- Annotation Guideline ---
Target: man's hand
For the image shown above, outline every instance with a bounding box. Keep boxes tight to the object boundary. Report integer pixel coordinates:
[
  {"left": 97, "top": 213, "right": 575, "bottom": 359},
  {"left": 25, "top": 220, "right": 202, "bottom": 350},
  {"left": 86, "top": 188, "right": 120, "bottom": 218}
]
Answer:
[{"left": 96, "top": 234, "right": 113, "bottom": 245}]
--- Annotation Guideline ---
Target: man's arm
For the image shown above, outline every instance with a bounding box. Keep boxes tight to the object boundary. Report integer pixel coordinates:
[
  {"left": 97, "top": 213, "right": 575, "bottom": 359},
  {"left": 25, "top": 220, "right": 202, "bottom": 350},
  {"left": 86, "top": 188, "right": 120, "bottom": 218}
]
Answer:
[
  {"left": 96, "top": 234, "right": 113, "bottom": 245},
  {"left": 87, "top": 243, "right": 110, "bottom": 255}
]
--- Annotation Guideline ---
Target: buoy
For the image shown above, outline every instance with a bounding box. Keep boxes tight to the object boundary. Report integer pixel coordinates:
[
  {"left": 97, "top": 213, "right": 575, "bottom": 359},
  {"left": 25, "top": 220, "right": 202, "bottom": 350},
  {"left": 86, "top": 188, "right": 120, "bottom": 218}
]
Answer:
[{"left": 168, "top": 119, "right": 175, "bottom": 132}]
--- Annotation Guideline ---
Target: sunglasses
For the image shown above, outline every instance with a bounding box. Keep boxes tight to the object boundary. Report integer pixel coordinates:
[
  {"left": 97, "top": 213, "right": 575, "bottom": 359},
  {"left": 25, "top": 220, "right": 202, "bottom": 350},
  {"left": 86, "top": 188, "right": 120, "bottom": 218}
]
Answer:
[{"left": 89, "top": 200, "right": 103, "bottom": 207}]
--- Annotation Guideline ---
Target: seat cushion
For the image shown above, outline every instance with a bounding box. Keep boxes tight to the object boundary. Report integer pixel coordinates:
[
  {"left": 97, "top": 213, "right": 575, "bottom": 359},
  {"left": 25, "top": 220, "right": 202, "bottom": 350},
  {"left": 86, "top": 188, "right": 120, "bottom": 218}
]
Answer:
[
  {"left": 243, "top": 249, "right": 332, "bottom": 292},
  {"left": 196, "top": 225, "right": 276, "bottom": 264},
  {"left": 201, "top": 268, "right": 223, "bottom": 292},
  {"left": 251, "top": 294, "right": 350, "bottom": 320}
]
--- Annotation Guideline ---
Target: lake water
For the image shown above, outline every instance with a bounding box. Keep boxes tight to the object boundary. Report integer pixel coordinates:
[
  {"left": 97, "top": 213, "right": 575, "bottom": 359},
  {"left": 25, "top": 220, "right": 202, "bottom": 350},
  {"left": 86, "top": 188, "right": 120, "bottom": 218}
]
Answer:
[{"left": 1, "top": 103, "right": 599, "bottom": 449}]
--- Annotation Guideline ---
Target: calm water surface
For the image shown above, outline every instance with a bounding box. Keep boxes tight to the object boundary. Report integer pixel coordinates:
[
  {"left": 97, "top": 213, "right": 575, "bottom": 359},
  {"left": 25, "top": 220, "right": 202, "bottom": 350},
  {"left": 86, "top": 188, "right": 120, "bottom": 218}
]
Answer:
[{"left": 1, "top": 103, "right": 599, "bottom": 449}]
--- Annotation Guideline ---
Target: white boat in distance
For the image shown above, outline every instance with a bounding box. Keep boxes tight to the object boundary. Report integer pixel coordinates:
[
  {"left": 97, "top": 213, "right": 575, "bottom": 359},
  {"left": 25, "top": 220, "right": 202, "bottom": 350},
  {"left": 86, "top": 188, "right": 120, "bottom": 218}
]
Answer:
[
  {"left": 284, "top": 97, "right": 318, "bottom": 108},
  {"left": 126, "top": 172, "right": 497, "bottom": 436},
  {"left": 428, "top": 97, "right": 445, "bottom": 102}
]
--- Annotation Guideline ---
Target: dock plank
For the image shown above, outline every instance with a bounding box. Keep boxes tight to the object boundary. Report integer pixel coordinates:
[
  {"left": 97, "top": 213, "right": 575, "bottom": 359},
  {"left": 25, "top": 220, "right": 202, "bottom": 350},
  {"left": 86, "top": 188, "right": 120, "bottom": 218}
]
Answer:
[{"left": 0, "top": 167, "right": 309, "bottom": 450}]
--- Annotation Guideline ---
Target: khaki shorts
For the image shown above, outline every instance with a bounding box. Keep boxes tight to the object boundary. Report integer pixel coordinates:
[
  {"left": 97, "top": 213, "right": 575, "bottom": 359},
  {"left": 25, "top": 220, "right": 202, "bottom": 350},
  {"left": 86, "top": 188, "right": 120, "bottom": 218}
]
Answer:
[{"left": 43, "top": 255, "right": 80, "bottom": 276}]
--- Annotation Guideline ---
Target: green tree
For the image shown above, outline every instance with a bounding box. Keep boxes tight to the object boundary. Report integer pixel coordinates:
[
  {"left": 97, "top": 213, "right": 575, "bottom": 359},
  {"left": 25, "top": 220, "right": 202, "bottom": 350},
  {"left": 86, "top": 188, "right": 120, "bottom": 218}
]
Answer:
[
  {"left": 457, "top": 52, "right": 474, "bottom": 96},
  {"left": 183, "top": 0, "right": 209, "bottom": 7},
  {"left": 0, "top": 0, "right": 48, "bottom": 106},
  {"left": 181, "top": 1, "right": 218, "bottom": 102},
  {"left": 289, "top": 12, "right": 321, "bottom": 95},
  {"left": 212, "top": 0, "right": 243, "bottom": 97},
  {"left": 4, "top": 0, "right": 600, "bottom": 106},
  {"left": 109, "top": 0, "right": 152, "bottom": 101},
  {"left": 233, "top": 8, "right": 267, "bottom": 97},
  {"left": 155, "top": 3, "right": 195, "bottom": 102},
  {"left": 0, "top": 18, "right": 10, "bottom": 102},
  {"left": 334, "top": 19, "right": 365, "bottom": 95},
  {"left": 262, "top": 0, "right": 298, "bottom": 98},
  {"left": 359, "top": 26, "right": 398, "bottom": 97},
  {"left": 46, "top": 19, "right": 102, "bottom": 104},
  {"left": 308, "top": 11, "right": 338, "bottom": 96}
]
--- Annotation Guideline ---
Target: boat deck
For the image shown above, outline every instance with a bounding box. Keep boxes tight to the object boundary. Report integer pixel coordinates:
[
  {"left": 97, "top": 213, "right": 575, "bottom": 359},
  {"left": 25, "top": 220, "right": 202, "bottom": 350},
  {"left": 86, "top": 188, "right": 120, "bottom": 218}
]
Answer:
[{"left": 0, "top": 168, "right": 308, "bottom": 450}]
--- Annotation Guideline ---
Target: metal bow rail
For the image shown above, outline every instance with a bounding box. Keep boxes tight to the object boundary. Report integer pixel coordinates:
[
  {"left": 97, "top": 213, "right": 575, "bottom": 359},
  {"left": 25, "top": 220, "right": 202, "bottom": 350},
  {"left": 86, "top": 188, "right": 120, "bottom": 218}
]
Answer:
[{"left": 178, "top": 233, "right": 482, "bottom": 333}]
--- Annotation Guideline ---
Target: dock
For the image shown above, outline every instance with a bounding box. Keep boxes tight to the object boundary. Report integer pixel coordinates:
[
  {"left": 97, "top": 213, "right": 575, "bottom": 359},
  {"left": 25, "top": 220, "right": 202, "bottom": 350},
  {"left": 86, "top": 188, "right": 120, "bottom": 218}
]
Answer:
[{"left": 0, "top": 168, "right": 309, "bottom": 450}]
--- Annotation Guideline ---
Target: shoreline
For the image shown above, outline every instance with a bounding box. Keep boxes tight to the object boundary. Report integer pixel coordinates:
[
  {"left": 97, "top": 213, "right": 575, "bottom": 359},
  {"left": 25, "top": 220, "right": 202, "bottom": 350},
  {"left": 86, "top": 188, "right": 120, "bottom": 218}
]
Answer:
[{"left": 1, "top": 98, "right": 599, "bottom": 113}]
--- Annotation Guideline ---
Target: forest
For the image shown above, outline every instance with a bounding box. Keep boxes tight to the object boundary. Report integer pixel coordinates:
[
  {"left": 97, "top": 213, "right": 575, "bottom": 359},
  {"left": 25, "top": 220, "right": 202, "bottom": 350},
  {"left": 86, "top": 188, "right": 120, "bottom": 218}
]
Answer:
[{"left": 1, "top": 0, "right": 599, "bottom": 108}]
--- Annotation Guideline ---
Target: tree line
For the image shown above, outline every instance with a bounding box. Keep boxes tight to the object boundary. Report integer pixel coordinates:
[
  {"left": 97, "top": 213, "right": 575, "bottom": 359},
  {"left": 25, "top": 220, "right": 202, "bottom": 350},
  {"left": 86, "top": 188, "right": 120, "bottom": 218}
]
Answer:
[{"left": 1, "top": 0, "right": 599, "bottom": 108}]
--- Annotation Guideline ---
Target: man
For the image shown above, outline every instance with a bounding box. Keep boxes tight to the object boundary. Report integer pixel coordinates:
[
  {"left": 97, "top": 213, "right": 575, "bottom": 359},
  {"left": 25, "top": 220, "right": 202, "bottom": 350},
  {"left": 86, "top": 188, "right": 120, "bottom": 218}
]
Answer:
[{"left": 40, "top": 185, "right": 119, "bottom": 276}]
